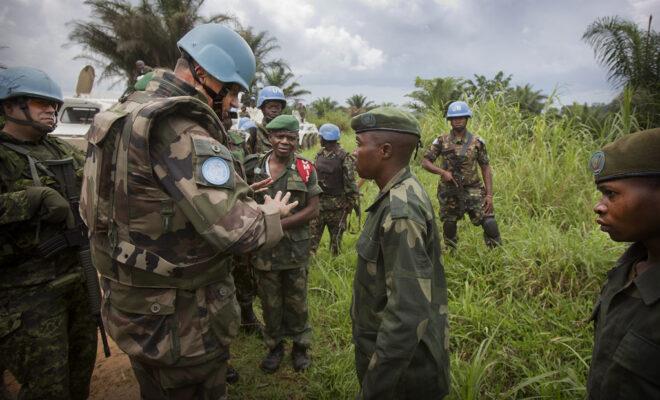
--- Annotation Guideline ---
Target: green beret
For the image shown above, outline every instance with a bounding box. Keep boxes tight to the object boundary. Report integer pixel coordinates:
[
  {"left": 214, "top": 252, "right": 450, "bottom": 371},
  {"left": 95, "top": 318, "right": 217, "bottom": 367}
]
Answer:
[
  {"left": 350, "top": 106, "right": 420, "bottom": 137},
  {"left": 266, "top": 115, "right": 299, "bottom": 132},
  {"left": 590, "top": 128, "right": 660, "bottom": 183}
]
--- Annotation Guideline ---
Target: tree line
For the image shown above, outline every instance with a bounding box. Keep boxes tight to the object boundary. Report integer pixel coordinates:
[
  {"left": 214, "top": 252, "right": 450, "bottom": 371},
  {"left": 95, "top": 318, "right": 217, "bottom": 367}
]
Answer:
[{"left": 62, "top": 1, "right": 659, "bottom": 132}]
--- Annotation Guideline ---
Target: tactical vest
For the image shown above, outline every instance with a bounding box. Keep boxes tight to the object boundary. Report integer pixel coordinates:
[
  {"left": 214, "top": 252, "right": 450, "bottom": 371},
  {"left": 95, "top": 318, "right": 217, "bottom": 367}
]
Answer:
[
  {"left": 82, "top": 92, "right": 232, "bottom": 289},
  {"left": 315, "top": 149, "right": 345, "bottom": 196}
]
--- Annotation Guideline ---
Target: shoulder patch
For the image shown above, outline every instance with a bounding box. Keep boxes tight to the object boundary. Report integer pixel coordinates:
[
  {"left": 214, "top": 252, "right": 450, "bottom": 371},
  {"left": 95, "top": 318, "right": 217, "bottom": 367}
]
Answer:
[
  {"left": 295, "top": 158, "right": 314, "bottom": 183},
  {"left": 201, "top": 157, "right": 231, "bottom": 185}
]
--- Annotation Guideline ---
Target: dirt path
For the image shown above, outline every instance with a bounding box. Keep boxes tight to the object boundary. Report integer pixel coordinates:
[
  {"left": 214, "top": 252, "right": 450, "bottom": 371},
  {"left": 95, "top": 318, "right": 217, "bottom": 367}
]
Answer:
[{"left": 5, "top": 337, "right": 139, "bottom": 400}]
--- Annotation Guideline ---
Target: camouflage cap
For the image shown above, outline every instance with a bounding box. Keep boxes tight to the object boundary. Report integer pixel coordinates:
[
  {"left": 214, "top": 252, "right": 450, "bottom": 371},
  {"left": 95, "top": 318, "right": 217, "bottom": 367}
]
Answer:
[
  {"left": 266, "top": 114, "right": 299, "bottom": 132},
  {"left": 590, "top": 128, "right": 660, "bottom": 183},
  {"left": 351, "top": 106, "right": 420, "bottom": 137}
]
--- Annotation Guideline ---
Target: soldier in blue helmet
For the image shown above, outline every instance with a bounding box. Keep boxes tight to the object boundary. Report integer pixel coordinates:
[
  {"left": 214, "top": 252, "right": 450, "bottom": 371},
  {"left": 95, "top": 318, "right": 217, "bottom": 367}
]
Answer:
[
  {"left": 249, "top": 86, "right": 287, "bottom": 155},
  {"left": 310, "top": 123, "right": 359, "bottom": 255},
  {"left": 81, "top": 24, "right": 297, "bottom": 399},
  {"left": 422, "top": 101, "right": 501, "bottom": 250},
  {"left": 0, "top": 67, "right": 98, "bottom": 399}
]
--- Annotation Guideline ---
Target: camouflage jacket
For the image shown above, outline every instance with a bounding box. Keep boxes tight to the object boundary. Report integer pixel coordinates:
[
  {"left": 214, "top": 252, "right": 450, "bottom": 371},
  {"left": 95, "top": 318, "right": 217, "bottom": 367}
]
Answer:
[
  {"left": 81, "top": 70, "right": 284, "bottom": 366},
  {"left": 587, "top": 242, "right": 660, "bottom": 399},
  {"left": 0, "top": 131, "right": 85, "bottom": 288},
  {"left": 351, "top": 167, "right": 449, "bottom": 399},
  {"left": 314, "top": 146, "right": 359, "bottom": 211},
  {"left": 248, "top": 123, "right": 272, "bottom": 155},
  {"left": 424, "top": 131, "right": 489, "bottom": 190},
  {"left": 245, "top": 151, "right": 322, "bottom": 270},
  {"left": 226, "top": 129, "right": 248, "bottom": 178}
]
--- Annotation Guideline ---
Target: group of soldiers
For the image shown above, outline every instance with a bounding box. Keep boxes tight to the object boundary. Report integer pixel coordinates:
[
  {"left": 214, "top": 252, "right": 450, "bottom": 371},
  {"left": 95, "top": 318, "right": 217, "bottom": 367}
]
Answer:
[{"left": 0, "top": 21, "right": 659, "bottom": 400}]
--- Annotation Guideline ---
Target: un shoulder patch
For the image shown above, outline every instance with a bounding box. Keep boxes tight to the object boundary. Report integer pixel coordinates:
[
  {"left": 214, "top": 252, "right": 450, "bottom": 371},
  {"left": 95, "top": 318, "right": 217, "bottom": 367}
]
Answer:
[
  {"left": 202, "top": 157, "right": 231, "bottom": 185},
  {"left": 589, "top": 151, "right": 605, "bottom": 175}
]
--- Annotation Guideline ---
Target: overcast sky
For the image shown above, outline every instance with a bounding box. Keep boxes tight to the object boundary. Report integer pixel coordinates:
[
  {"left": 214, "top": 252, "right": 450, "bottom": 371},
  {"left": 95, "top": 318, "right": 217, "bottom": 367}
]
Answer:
[{"left": 2, "top": 0, "right": 658, "bottom": 107}]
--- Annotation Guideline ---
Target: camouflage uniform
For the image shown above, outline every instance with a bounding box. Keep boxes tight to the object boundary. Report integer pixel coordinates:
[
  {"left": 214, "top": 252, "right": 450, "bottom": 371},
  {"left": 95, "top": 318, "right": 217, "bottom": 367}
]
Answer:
[
  {"left": 245, "top": 151, "right": 322, "bottom": 350},
  {"left": 310, "top": 146, "right": 359, "bottom": 255},
  {"left": 424, "top": 131, "right": 498, "bottom": 247},
  {"left": 80, "top": 69, "right": 284, "bottom": 399},
  {"left": 225, "top": 129, "right": 258, "bottom": 308},
  {"left": 247, "top": 123, "right": 272, "bottom": 155},
  {"left": 0, "top": 132, "right": 97, "bottom": 399},
  {"left": 352, "top": 167, "right": 450, "bottom": 399}
]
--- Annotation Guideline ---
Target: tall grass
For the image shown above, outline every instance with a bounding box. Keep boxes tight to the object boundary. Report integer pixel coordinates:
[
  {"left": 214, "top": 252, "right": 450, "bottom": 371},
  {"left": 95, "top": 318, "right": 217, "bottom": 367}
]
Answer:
[{"left": 229, "top": 98, "right": 631, "bottom": 399}]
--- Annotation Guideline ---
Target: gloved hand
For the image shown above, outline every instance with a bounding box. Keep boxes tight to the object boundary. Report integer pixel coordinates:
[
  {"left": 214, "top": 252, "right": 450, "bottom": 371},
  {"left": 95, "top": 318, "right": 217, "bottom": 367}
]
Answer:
[{"left": 26, "top": 186, "right": 72, "bottom": 224}]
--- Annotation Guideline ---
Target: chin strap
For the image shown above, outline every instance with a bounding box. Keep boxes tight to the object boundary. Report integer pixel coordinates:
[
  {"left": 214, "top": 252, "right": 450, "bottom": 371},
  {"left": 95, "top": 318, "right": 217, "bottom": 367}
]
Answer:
[
  {"left": 186, "top": 58, "right": 231, "bottom": 115},
  {"left": 4, "top": 97, "right": 57, "bottom": 134}
]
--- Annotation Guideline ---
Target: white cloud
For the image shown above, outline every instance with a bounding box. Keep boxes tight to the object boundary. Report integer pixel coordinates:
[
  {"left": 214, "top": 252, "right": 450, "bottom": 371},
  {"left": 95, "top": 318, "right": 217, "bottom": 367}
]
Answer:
[{"left": 299, "top": 25, "right": 386, "bottom": 73}]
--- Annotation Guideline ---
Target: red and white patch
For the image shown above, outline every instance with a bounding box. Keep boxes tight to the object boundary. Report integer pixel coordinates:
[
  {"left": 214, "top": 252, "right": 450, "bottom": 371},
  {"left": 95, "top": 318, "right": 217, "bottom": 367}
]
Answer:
[{"left": 295, "top": 158, "right": 314, "bottom": 183}]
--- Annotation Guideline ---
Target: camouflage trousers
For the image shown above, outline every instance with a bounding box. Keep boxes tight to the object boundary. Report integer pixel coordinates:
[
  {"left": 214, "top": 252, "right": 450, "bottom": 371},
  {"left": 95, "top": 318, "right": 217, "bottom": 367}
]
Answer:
[
  {"left": 0, "top": 273, "right": 98, "bottom": 400},
  {"left": 309, "top": 208, "right": 349, "bottom": 255},
  {"left": 232, "top": 255, "right": 256, "bottom": 306},
  {"left": 130, "top": 356, "right": 227, "bottom": 400},
  {"left": 355, "top": 342, "right": 449, "bottom": 400},
  {"left": 438, "top": 186, "right": 490, "bottom": 224},
  {"left": 255, "top": 267, "right": 311, "bottom": 350}
]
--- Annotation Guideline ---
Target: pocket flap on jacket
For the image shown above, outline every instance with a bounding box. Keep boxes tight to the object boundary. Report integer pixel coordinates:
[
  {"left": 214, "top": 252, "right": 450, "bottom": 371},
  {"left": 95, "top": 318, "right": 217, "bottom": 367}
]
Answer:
[
  {"left": 614, "top": 330, "right": 660, "bottom": 384},
  {"left": 108, "top": 281, "right": 176, "bottom": 315}
]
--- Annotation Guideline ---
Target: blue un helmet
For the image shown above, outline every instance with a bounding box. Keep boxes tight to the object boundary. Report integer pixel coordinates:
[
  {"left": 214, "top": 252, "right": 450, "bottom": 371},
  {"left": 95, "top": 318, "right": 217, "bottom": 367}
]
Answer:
[
  {"left": 238, "top": 117, "right": 256, "bottom": 131},
  {"left": 257, "top": 86, "right": 286, "bottom": 108},
  {"left": 319, "top": 123, "right": 340, "bottom": 141},
  {"left": 0, "top": 67, "right": 63, "bottom": 133},
  {"left": 446, "top": 101, "right": 472, "bottom": 119},
  {"left": 177, "top": 23, "right": 256, "bottom": 91}
]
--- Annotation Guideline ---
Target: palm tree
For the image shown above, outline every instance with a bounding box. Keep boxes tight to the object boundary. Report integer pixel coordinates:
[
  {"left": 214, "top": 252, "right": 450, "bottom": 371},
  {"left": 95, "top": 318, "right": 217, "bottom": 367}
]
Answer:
[
  {"left": 405, "top": 76, "right": 464, "bottom": 112},
  {"left": 261, "top": 65, "right": 310, "bottom": 99},
  {"left": 346, "top": 94, "right": 375, "bottom": 116},
  {"left": 509, "top": 84, "right": 547, "bottom": 115},
  {"left": 67, "top": 0, "right": 232, "bottom": 87},
  {"left": 464, "top": 71, "right": 512, "bottom": 101},
  {"left": 310, "top": 97, "right": 339, "bottom": 117},
  {"left": 583, "top": 15, "right": 660, "bottom": 127},
  {"left": 67, "top": 0, "right": 289, "bottom": 92}
]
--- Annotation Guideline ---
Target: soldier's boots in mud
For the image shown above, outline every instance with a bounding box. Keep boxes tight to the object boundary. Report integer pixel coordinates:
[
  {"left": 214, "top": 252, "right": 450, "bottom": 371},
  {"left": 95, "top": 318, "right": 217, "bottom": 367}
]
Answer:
[
  {"left": 260, "top": 342, "right": 285, "bottom": 374},
  {"left": 226, "top": 365, "right": 239, "bottom": 384},
  {"left": 291, "top": 344, "right": 311, "bottom": 372},
  {"left": 240, "top": 302, "right": 263, "bottom": 335}
]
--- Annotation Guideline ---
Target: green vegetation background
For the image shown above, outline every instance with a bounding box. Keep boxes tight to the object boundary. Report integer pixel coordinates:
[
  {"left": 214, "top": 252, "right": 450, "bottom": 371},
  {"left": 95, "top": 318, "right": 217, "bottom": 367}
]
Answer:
[{"left": 229, "top": 99, "right": 627, "bottom": 399}]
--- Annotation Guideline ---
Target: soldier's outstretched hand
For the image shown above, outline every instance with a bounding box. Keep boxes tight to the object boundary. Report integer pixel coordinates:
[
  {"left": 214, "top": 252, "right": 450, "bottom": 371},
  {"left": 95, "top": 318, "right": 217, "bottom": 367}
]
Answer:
[
  {"left": 250, "top": 177, "right": 273, "bottom": 193},
  {"left": 264, "top": 190, "right": 298, "bottom": 217}
]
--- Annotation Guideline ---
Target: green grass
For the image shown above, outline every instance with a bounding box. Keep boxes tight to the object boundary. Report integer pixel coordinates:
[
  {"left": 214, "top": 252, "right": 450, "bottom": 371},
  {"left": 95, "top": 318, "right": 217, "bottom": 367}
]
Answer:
[{"left": 229, "top": 99, "right": 628, "bottom": 399}]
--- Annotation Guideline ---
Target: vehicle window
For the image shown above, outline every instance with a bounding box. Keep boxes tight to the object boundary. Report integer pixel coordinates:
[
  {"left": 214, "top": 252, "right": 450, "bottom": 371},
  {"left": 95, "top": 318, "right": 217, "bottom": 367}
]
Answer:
[{"left": 60, "top": 106, "right": 100, "bottom": 124}]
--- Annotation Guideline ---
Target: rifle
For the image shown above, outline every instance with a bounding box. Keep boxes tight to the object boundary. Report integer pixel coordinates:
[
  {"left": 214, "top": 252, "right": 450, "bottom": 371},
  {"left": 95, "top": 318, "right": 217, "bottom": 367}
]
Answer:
[
  {"left": 443, "top": 132, "right": 473, "bottom": 215},
  {"left": 38, "top": 158, "right": 111, "bottom": 358}
]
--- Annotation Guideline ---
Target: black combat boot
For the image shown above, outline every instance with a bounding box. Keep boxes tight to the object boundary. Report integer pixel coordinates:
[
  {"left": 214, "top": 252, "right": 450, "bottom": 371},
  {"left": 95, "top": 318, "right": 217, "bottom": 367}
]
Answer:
[
  {"left": 226, "top": 365, "right": 240, "bottom": 384},
  {"left": 240, "top": 302, "right": 263, "bottom": 335},
  {"left": 260, "top": 342, "right": 284, "bottom": 374},
  {"left": 291, "top": 343, "right": 311, "bottom": 372}
]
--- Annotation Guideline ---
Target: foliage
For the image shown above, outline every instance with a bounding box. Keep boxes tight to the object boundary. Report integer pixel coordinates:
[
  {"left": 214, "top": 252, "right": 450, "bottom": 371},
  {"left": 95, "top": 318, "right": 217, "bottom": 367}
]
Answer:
[
  {"left": 310, "top": 96, "right": 340, "bottom": 118},
  {"left": 307, "top": 109, "right": 353, "bottom": 133},
  {"left": 67, "top": 0, "right": 289, "bottom": 92},
  {"left": 583, "top": 15, "right": 660, "bottom": 128},
  {"left": 345, "top": 94, "right": 375, "bottom": 117},
  {"left": 260, "top": 64, "right": 310, "bottom": 100},
  {"left": 229, "top": 95, "right": 635, "bottom": 399},
  {"left": 405, "top": 76, "right": 465, "bottom": 113}
]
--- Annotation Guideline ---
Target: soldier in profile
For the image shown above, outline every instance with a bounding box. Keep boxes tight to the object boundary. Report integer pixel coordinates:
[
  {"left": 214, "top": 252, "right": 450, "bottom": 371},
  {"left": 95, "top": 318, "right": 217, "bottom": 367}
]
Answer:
[
  {"left": 350, "top": 107, "right": 449, "bottom": 399},
  {"left": 587, "top": 128, "right": 660, "bottom": 399},
  {"left": 421, "top": 101, "right": 501, "bottom": 250}
]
